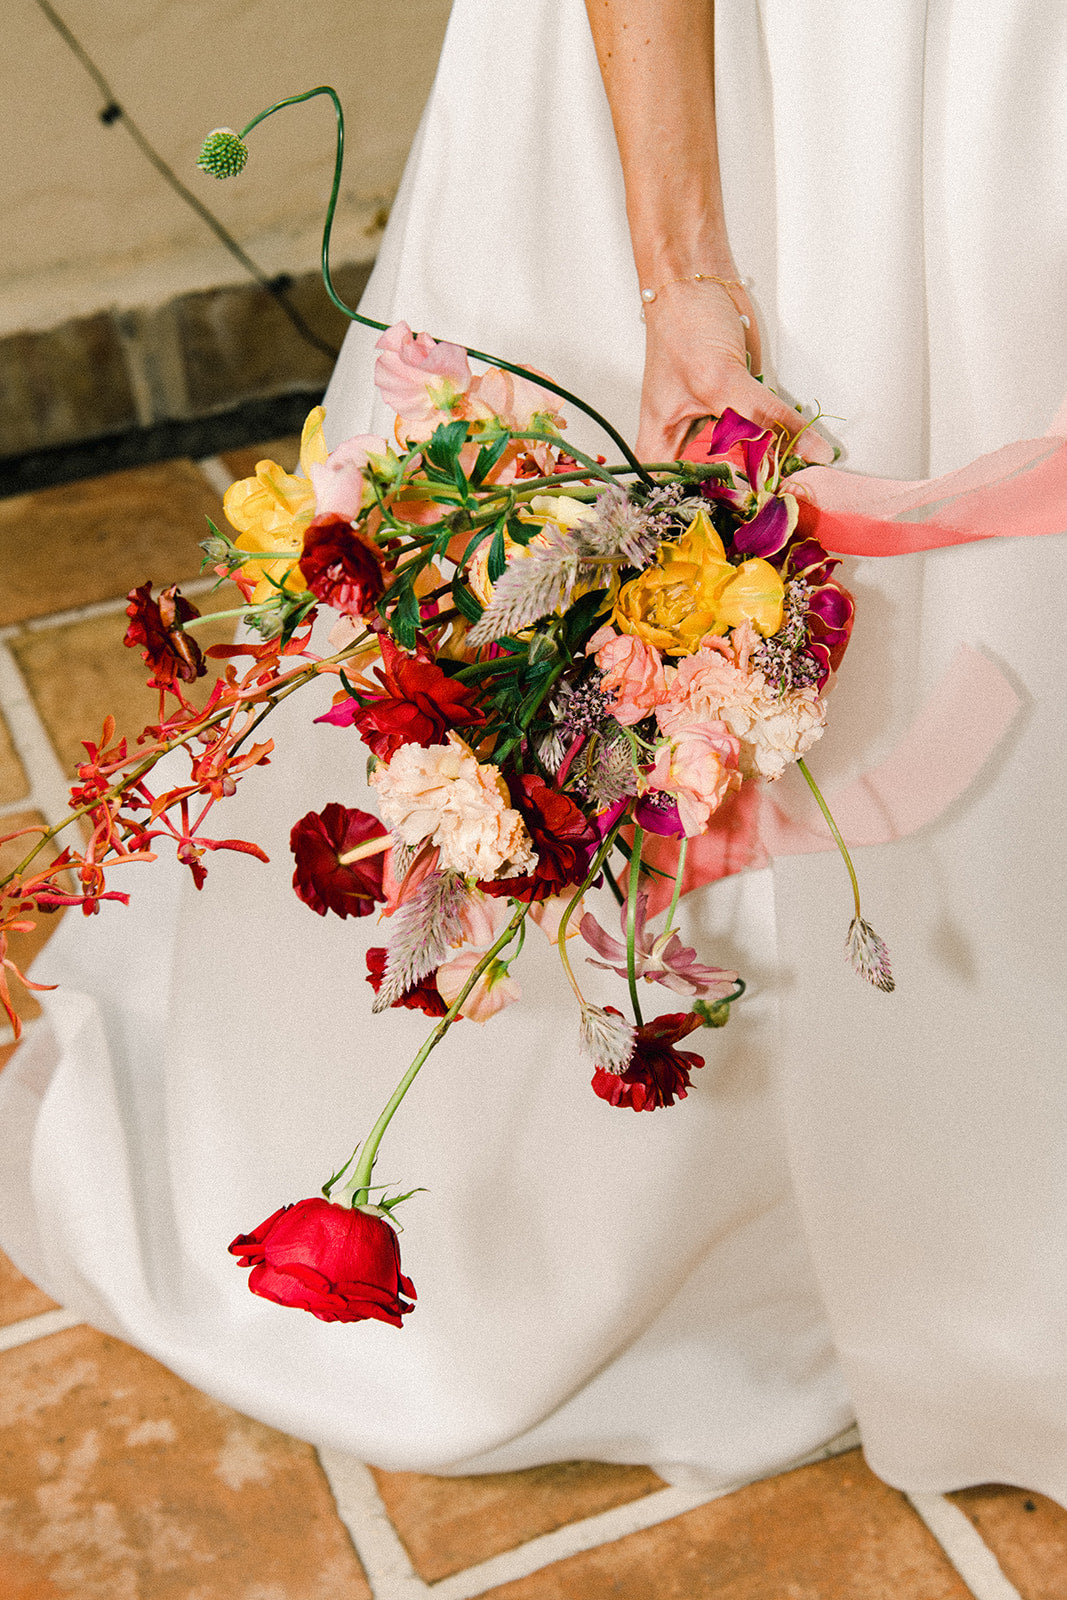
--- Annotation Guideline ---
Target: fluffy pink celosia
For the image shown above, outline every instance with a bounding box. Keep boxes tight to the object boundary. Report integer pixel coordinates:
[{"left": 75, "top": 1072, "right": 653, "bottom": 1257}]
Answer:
[
  {"left": 435, "top": 950, "right": 522, "bottom": 1023},
  {"left": 645, "top": 722, "right": 741, "bottom": 836},
  {"left": 308, "top": 433, "right": 389, "bottom": 519},
  {"left": 374, "top": 322, "right": 472, "bottom": 439},
  {"left": 657, "top": 624, "right": 826, "bottom": 781},
  {"left": 590, "top": 626, "right": 669, "bottom": 726},
  {"left": 370, "top": 734, "right": 537, "bottom": 880}
]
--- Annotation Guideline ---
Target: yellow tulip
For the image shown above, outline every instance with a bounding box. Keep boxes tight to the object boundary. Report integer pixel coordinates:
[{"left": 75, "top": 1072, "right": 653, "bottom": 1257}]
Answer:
[{"left": 223, "top": 407, "right": 328, "bottom": 601}]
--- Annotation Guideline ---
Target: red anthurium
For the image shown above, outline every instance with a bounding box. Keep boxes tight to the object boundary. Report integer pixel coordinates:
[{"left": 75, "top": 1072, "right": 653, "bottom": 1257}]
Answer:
[
  {"left": 591, "top": 1011, "right": 705, "bottom": 1111},
  {"left": 230, "top": 1197, "right": 416, "bottom": 1326},
  {"left": 290, "top": 804, "right": 390, "bottom": 917}
]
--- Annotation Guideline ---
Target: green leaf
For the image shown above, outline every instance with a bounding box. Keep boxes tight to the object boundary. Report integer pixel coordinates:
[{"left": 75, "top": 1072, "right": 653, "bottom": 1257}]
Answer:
[
  {"left": 391, "top": 584, "right": 421, "bottom": 652},
  {"left": 451, "top": 579, "right": 484, "bottom": 624},
  {"left": 470, "top": 433, "right": 511, "bottom": 487},
  {"left": 486, "top": 525, "right": 507, "bottom": 583},
  {"left": 424, "top": 418, "right": 470, "bottom": 473}
]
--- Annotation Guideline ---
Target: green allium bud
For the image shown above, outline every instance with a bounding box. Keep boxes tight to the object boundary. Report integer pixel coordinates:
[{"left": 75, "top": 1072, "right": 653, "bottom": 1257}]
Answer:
[{"left": 197, "top": 128, "right": 248, "bottom": 179}]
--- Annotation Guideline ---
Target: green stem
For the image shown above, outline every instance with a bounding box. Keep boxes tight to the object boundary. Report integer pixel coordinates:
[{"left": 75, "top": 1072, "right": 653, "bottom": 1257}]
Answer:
[
  {"left": 662, "top": 835, "right": 688, "bottom": 937},
  {"left": 235, "top": 89, "right": 651, "bottom": 485},
  {"left": 796, "top": 758, "right": 862, "bottom": 919},
  {"left": 556, "top": 814, "right": 628, "bottom": 1004},
  {"left": 341, "top": 903, "right": 529, "bottom": 1205},
  {"left": 626, "top": 826, "right": 645, "bottom": 1027}
]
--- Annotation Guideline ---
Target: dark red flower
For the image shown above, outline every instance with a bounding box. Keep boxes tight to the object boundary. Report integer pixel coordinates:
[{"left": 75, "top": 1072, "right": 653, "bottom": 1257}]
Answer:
[
  {"left": 365, "top": 946, "right": 451, "bottom": 1018},
  {"left": 290, "top": 804, "right": 389, "bottom": 918},
  {"left": 300, "top": 513, "right": 387, "bottom": 617},
  {"left": 348, "top": 637, "right": 486, "bottom": 761},
  {"left": 591, "top": 1011, "right": 705, "bottom": 1111},
  {"left": 229, "top": 1197, "right": 416, "bottom": 1326},
  {"left": 480, "top": 775, "right": 598, "bottom": 903},
  {"left": 124, "top": 582, "right": 206, "bottom": 688}
]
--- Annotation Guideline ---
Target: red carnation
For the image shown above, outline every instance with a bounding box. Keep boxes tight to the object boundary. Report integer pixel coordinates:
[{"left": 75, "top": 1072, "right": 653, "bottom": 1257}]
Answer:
[
  {"left": 591, "top": 1011, "right": 705, "bottom": 1111},
  {"left": 300, "top": 513, "right": 387, "bottom": 618},
  {"left": 480, "top": 775, "right": 598, "bottom": 903},
  {"left": 229, "top": 1197, "right": 416, "bottom": 1326},
  {"left": 290, "top": 804, "right": 389, "bottom": 918},
  {"left": 365, "top": 946, "right": 451, "bottom": 1018},
  {"left": 124, "top": 582, "right": 206, "bottom": 688},
  {"left": 350, "top": 637, "right": 486, "bottom": 762}
]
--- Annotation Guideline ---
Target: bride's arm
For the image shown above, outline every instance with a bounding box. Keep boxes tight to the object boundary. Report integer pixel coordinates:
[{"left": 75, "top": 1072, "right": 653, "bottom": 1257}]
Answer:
[{"left": 584, "top": 0, "right": 832, "bottom": 462}]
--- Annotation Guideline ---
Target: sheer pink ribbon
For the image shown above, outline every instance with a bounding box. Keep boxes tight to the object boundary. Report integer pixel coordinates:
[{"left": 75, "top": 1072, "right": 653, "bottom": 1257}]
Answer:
[{"left": 643, "top": 402, "right": 1067, "bottom": 906}]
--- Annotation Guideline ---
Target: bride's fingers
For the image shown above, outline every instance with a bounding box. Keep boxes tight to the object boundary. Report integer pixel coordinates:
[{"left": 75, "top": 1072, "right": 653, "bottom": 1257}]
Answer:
[{"left": 721, "top": 371, "right": 835, "bottom": 465}]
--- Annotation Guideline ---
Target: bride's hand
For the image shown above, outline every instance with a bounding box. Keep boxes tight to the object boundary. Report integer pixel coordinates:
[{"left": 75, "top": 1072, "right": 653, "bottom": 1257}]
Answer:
[{"left": 636, "top": 279, "right": 835, "bottom": 465}]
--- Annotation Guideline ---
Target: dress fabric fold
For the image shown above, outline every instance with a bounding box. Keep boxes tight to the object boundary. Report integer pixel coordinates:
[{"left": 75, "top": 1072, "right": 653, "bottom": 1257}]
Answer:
[{"left": 0, "top": 0, "right": 1064, "bottom": 1495}]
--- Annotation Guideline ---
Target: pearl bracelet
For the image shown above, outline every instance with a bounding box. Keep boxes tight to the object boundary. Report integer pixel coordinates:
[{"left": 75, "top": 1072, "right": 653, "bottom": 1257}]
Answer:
[{"left": 639, "top": 272, "right": 750, "bottom": 326}]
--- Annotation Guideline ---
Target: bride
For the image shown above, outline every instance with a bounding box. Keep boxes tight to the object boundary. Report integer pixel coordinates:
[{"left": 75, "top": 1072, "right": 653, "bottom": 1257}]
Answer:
[{"left": 1, "top": 0, "right": 1064, "bottom": 1499}]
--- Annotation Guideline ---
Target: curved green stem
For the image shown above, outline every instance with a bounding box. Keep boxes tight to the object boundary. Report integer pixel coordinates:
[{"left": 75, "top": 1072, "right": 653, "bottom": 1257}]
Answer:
[
  {"left": 236, "top": 89, "right": 651, "bottom": 485},
  {"left": 662, "top": 835, "right": 688, "bottom": 938},
  {"left": 626, "top": 826, "right": 644, "bottom": 1027},
  {"left": 796, "top": 758, "right": 861, "bottom": 919},
  {"left": 341, "top": 903, "right": 529, "bottom": 1205},
  {"left": 555, "top": 813, "right": 628, "bottom": 1004}
]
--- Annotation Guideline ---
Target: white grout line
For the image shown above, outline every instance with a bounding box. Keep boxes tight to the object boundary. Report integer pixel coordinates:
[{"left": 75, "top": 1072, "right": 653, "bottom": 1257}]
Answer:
[
  {"left": 317, "top": 1451, "right": 432, "bottom": 1598},
  {"left": 907, "top": 1493, "right": 1025, "bottom": 1600},
  {"left": 0, "top": 1308, "right": 83, "bottom": 1351},
  {"left": 197, "top": 455, "right": 237, "bottom": 496},
  {"left": 0, "top": 641, "right": 74, "bottom": 829},
  {"left": 426, "top": 1482, "right": 735, "bottom": 1600}
]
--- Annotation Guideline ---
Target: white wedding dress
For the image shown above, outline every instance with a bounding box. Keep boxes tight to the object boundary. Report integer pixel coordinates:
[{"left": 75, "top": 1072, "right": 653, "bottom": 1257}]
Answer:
[{"left": 2, "top": 0, "right": 1065, "bottom": 1498}]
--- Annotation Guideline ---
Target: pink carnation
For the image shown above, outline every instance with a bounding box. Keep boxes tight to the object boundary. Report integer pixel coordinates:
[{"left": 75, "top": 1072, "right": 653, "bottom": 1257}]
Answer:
[
  {"left": 645, "top": 722, "right": 741, "bottom": 836},
  {"left": 374, "top": 322, "right": 472, "bottom": 439},
  {"left": 590, "top": 626, "right": 668, "bottom": 726}
]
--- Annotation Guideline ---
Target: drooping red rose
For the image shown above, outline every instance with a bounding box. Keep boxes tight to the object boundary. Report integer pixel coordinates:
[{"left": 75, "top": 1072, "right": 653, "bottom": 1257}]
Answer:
[
  {"left": 124, "top": 582, "right": 206, "bottom": 688},
  {"left": 480, "top": 775, "right": 598, "bottom": 903},
  {"left": 290, "top": 804, "right": 389, "bottom": 917},
  {"left": 229, "top": 1197, "right": 416, "bottom": 1326},
  {"left": 591, "top": 1011, "right": 705, "bottom": 1111},
  {"left": 300, "top": 513, "right": 387, "bottom": 617},
  {"left": 349, "top": 637, "right": 486, "bottom": 761},
  {"left": 365, "top": 945, "right": 451, "bottom": 1018}
]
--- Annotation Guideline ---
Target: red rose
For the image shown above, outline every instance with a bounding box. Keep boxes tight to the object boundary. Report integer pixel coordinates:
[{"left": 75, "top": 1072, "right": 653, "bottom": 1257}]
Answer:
[
  {"left": 480, "top": 775, "right": 598, "bottom": 902},
  {"left": 300, "top": 513, "right": 387, "bottom": 618},
  {"left": 290, "top": 804, "right": 389, "bottom": 918},
  {"left": 124, "top": 582, "right": 206, "bottom": 688},
  {"left": 365, "top": 945, "right": 451, "bottom": 1018},
  {"left": 230, "top": 1197, "right": 416, "bottom": 1326},
  {"left": 350, "top": 637, "right": 486, "bottom": 762},
  {"left": 591, "top": 1011, "right": 705, "bottom": 1111}
]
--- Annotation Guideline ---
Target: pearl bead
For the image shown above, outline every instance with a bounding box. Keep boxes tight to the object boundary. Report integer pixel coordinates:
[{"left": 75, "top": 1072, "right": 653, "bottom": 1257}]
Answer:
[{"left": 640, "top": 287, "right": 656, "bottom": 302}]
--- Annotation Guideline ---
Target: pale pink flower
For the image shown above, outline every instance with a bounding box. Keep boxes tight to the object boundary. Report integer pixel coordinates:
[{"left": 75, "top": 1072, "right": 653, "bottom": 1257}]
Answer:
[
  {"left": 580, "top": 893, "right": 738, "bottom": 999},
  {"left": 466, "top": 366, "right": 564, "bottom": 432},
  {"left": 645, "top": 721, "right": 741, "bottom": 836},
  {"left": 374, "top": 322, "right": 472, "bottom": 439},
  {"left": 457, "top": 889, "right": 514, "bottom": 948},
  {"left": 591, "top": 626, "right": 669, "bottom": 726},
  {"left": 308, "top": 433, "right": 390, "bottom": 519},
  {"left": 370, "top": 734, "right": 537, "bottom": 880},
  {"left": 435, "top": 950, "right": 522, "bottom": 1023},
  {"left": 657, "top": 627, "right": 825, "bottom": 781},
  {"left": 528, "top": 891, "right": 585, "bottom": 943}
]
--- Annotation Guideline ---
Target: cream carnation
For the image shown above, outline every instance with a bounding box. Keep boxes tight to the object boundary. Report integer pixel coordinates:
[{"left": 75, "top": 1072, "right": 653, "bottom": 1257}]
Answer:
[{"left": 370, "top": 734, "right": 537, "bottom": 879}]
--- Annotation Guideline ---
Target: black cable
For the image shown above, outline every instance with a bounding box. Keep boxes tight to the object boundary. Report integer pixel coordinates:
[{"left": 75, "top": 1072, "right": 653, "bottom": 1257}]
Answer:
[{"left": 34, "top": 0, "right": 341, "bottom": 362}]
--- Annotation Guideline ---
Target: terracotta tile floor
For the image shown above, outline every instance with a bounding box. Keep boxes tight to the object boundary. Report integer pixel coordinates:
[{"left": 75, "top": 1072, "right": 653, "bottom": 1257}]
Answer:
[{"left": 2, "top": 448, "right": 1066, "bottom": 1598}]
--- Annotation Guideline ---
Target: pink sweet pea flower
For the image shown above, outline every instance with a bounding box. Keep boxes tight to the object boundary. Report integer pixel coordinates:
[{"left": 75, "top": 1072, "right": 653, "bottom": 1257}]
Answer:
[
  {"left": 645, "top": 722, "right": 741, "bottom": 836},
  {"left": 374, "top": 322, "right": 472, "bottom": 439},
  {"left": 435, "top": 950, "right": 522, "bottom": 1023},
  {"left": 590, "top": 626, "right": 669, "bottom": 726},
  {"left": 308, "top": 434, "right": 390, "bottom": 519},
  {"left": 466, "top": 366, "right": 564, "bottom": 432}
]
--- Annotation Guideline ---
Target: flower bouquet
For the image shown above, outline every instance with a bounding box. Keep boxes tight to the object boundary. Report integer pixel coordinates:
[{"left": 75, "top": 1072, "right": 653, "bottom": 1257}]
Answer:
[{"left": 0, "top": 91, "right": 891, "bottom": 1329}]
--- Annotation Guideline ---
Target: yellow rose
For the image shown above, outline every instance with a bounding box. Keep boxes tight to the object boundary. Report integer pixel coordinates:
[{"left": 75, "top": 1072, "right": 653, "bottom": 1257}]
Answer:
[
  {"left": 223, "top": 407, "right": 328, "bottom": 601},
  {"left": 612, "top": 509, "right": 783, "bottom": 653}
]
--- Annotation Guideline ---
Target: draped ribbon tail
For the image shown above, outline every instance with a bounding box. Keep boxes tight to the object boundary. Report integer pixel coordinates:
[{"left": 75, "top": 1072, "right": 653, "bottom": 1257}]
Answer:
[{"left": 642, "top": 645, "right": 1022, "bottom": 911}]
